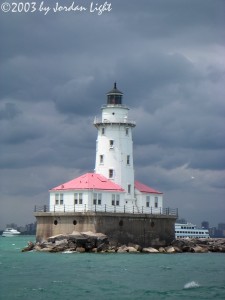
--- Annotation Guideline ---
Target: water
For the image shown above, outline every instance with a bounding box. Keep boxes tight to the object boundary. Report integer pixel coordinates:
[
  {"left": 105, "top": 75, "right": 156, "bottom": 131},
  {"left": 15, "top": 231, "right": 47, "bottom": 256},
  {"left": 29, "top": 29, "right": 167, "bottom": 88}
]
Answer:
[{"left": 0, "top": 236, "right": 225, "bottom": 300}]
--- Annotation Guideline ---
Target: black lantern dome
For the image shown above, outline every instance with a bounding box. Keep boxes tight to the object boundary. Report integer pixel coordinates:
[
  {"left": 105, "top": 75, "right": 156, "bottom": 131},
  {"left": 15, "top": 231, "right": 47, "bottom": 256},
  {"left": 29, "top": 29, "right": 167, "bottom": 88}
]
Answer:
[{"left": 106, "top": 82, "right": 123, "bottom": 105}]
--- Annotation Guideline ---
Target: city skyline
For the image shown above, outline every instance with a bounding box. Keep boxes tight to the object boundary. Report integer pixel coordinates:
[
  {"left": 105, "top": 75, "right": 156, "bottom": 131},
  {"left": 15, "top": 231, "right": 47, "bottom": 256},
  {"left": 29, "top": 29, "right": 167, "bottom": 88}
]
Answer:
[{"left": 0, "top": 0, "right": 224, "bottom": 229}]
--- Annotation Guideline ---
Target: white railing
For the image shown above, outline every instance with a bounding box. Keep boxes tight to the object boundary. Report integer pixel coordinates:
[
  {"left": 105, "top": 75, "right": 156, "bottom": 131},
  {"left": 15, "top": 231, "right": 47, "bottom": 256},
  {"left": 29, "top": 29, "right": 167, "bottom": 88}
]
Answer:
[
  {"left": 93, "top": 117, "right": 136, "bottom": 126},
  {"left": 34, "top": 204, "right": 178, "bottom": 216}
]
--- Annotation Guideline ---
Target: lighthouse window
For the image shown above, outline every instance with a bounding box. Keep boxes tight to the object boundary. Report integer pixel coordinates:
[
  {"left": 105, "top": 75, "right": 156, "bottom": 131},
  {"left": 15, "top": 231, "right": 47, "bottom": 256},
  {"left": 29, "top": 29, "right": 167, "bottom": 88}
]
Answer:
[
  {"left": 127, "top": 155, "right": 130, "bottom": 165},
  {"left": 93, "top": 193, "right": 102, "bottom": 205},
  {"left": 116, "top": 194, "right": 120, "bottom": 206},
  {"left": 112, "top": 194, "right": 115, "bottom": 205},
  {"left": 100, "top": 155, "right": 104, "bottom": 164},
  {"left": 109, "top": 140, "right": 114, "bottom": 148},
  {"left": 79, "top": 193, "right": 83, "bottom": 204},
  {"left": 74, "top": 193, "right": 83, "bottom": 205},
  {"left": 60, "top": 194, "right": 64, "bottom": 205},
  {"left": 154, "top": 197, "right": 158, "bottom": 208},
  {"left": 98, "top": 194, "right": 102, "bottom": 205},
  {"left": 101, "top": 128, "right": 105, "bottom": 135},
  {"left": 125, "top": 128, "right": 129, "bottom": 136},
  {"left": 109, "top": 169, "right": 114, "bottom": 178},
  {"left": 112, "top": 194, "right": 120, "bottom": 206},
  {"left": 55, "top": 194, "right": 59, "bottom": 205},
  {"left": 128, "top": 184, "right": 131, "bottom": 194}
]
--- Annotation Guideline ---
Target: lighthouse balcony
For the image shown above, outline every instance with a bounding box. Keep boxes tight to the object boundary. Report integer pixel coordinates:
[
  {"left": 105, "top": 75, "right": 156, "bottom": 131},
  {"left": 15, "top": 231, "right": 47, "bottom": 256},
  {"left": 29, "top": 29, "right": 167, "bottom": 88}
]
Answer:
[
  {"left": 94, "top": 117, "right": 136, "bottom": 127},
  {"left": 34, "top": 204, "right": 178, "bottom": 216}
]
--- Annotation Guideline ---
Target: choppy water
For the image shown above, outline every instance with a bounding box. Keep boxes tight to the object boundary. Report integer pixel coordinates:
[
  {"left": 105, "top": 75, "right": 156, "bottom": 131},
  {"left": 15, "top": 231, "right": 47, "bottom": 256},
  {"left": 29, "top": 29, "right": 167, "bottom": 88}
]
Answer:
[{"left": 0, "top": 236, "right": 225, "bottom": 300}]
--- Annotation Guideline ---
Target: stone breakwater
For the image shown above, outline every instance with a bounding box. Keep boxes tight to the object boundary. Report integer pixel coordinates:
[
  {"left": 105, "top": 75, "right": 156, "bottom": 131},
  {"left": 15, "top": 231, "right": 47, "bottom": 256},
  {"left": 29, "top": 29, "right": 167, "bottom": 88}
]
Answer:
[{"left": 22, "top": 231, "right": 225, "bottom": 254}]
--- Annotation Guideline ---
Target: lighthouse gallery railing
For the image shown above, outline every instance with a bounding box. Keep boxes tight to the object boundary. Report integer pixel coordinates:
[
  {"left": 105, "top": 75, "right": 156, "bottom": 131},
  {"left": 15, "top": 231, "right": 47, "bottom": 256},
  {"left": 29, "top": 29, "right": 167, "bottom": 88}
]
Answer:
[{"left": 34, "top": 204, "right": 178, "bottom": 216}]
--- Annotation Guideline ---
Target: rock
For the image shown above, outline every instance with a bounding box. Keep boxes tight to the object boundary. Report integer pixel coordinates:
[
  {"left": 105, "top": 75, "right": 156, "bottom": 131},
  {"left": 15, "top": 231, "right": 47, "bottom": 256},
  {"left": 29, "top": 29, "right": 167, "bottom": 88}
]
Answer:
[
  {"left": 21, "top": 241, "right": 35, "bottom": 252},
  {"left": 142, "top": 247, "right": 159, "bottom": 253},
  {"left": 128, "top": 243, "right": 142, "bottom": 252},
  {"left": 38, "top": 247, "right": 53, "bottom": 252},
  {"left": 71, "top": 231, "right": 82, "bottom": 236},
  {"left": 158, "top": 247, "right": 166, "bottom": 253},
  {"left": 55, "top": 239, "right": 68, "bottom": 246},
  {"left": 117, "top": 245, "right": 128, "bottom": 253},
  {"left": 34, "top": 245, "right": 42, "bottom": 251},
  {"left": 173, "top": 246, "right": 182, "bottom": 253},
  {"left": 165, "top": 246, "right": 176, "bottom": 253},
  {"left": 48, "top": 234, "right": 68, "bottom": 243},
  {"left": 190, "top": 246, "right": 208, "bottom": 253},
  {"left": 127, "top": 246, "right": 138, "bottom": 253},
  {"left": 97, "top": 242, "right": 108, "bottom": 252},
  {"left": 76, "top": 247, "right": 86, "bottom": 253},
  {"left": 107, "top": 249, "right": 116, "bottom": 253},
  {"left": 21, "top": 234, "right": 225, "bottom": 254}
]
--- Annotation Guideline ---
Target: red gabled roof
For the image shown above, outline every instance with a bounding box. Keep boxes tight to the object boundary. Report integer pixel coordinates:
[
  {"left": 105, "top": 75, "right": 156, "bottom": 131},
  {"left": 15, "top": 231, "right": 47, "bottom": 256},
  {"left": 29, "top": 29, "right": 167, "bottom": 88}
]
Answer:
[
  {"left": 135, "top": 180, "right": 163, "bottom": 194},
  {"left": 50, "top": 173, "right": 125, "bottom": 192}
]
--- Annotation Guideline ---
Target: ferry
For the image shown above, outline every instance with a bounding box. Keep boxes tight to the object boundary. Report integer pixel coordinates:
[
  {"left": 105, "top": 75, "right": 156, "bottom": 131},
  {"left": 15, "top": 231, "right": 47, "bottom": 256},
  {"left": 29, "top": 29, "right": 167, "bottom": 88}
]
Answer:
[
  {"left": 175, "top": 222, "right": 210, "bottom": 239},
  {"left": 2, "top": 228, "right": 21, "bottom": 237}
]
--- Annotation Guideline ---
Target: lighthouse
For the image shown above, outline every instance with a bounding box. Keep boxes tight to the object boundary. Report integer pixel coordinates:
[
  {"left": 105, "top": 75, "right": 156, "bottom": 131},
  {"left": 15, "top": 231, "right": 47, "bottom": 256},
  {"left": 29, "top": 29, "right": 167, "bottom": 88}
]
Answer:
[
  {"left": 47, "top": 83, "right": 164, "bottom": 214},
  {"left": 94, "top": 83, "right": 136, "bottom": 202},
  {"left": 35, "top": 83, "right": 177, "bottom": 246}
]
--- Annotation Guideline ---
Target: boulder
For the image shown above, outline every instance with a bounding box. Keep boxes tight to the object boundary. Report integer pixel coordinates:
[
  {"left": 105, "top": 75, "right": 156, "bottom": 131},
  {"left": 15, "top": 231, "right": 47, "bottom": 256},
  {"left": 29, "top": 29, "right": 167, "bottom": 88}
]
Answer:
[
  {"left": 117, "top": 245, "right": 129, "bottom": 253},
  {"left": 97, "top": 242, "right": 109, "bottom": 252},
  {"left": 142, "top": 247, "right": 159, "bottom": 253},
  {"left": 158, "top": 247, "right": 166, "bottom": 253},
  {"left": 38, "top": 247, "right": 54, "bottom": 252},
  {"left": 190, "top": 246, "right": 208, "bottom": 253},
  {"left": 128, "top": 243, "right": 142, "bottom": 252},
  {"left": 76, "top": 247, "right": 86, "bottom": 253},
  {"left": 165, "top": 246, "right": 176, "bottom": 253},
  {"left": 173, "top": 246, "right": 182, "bottom": 253},
  {"left": 48, "top": 234, "right": 68, "bottom": 243},
  {"left": 21, "top": 241, "right": 35, "bottom": 252},
  {"left": 55, "top": 239, "right": 68, "bottom": 246},
  {"left": 127, "top": 246, "right": 139, "bottom": 253}
]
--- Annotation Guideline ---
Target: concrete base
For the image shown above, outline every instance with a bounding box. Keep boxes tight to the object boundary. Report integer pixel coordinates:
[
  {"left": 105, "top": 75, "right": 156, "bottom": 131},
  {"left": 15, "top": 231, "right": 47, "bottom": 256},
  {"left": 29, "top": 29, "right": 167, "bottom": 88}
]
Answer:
[{"left": 34, "top": 212, "right": 177, "bottom": 247}]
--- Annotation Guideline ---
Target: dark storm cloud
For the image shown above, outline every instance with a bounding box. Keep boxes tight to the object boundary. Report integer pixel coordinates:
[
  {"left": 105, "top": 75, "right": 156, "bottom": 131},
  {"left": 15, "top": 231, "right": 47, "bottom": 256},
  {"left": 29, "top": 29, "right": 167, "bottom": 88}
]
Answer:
[
  {"left": 0, "top": 102, "right": 21, "bottom": 120},
  {"left": 0, "top": 0, "right": 224, "bottom": 228}
]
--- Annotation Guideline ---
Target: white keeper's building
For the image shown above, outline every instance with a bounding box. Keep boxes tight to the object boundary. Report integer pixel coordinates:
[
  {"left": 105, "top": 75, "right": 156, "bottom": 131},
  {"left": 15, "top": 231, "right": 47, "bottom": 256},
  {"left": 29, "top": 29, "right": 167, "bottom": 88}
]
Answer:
[{"left": 49, "top": 83, "right": 163, "bottom": 214}]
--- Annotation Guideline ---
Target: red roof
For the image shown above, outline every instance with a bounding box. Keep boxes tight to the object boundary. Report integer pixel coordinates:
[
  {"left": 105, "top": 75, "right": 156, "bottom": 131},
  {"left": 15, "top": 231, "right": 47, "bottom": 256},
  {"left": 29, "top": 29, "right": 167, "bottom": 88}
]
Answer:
[
  {"left": 50, "top": 173, "right": 125, "bottom": 192},
  {"left": 135, "top": 181, "right": 163, "bottom": 194}
]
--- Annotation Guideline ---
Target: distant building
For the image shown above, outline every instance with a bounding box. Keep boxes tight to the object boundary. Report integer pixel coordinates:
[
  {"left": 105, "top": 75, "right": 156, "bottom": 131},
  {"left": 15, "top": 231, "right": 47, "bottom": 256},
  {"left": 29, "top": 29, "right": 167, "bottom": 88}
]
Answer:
[
  {"left": 218, "top": 223, "right": 225, "bottom": 237},
  {"left": 201, "top": 221, "right": 209, "bottom": 229}
]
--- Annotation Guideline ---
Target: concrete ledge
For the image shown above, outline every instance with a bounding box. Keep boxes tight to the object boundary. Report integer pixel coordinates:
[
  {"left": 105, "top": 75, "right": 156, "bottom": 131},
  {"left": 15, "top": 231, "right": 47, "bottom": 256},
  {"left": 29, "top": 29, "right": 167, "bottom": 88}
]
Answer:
[{"left": 34, "top": 211, "right": 177, "bottom": 219}]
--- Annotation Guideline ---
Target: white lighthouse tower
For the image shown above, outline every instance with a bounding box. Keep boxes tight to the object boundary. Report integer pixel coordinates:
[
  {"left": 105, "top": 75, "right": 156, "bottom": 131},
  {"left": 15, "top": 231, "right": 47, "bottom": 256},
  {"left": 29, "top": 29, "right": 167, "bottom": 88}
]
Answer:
[{"left": 94, "top": 83, "right": 136, "bottom": 203}]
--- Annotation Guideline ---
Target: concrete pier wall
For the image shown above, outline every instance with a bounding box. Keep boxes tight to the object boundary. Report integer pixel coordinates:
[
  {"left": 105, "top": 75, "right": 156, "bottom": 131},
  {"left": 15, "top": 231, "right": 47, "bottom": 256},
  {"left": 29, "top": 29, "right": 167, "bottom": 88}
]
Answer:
[{"left": 35, "top": 212, "right": 177, "bottom": 247}]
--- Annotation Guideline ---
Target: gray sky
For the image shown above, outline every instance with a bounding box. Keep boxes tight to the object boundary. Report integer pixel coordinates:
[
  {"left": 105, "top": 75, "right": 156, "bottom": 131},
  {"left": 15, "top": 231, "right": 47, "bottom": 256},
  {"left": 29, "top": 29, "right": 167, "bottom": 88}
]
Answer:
[{"left": 0, "top": 0, "right": 224, "bottom": 229}]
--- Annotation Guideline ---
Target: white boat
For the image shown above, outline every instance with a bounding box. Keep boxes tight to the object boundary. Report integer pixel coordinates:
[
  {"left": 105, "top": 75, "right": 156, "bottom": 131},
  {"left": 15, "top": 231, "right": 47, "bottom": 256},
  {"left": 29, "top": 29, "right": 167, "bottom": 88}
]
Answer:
[
  {"left": 175, "top": 222, "right": 210, "bottom": 239},
  {"left": 2, "top": 228, "right": 21, "bottom": 237}
]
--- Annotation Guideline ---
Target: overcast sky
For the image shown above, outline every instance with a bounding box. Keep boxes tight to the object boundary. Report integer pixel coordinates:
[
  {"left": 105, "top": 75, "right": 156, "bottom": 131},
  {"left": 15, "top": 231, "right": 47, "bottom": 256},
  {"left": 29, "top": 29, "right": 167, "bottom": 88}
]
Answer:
[{"left": 0, "top": 0, "right": 224, "bottom": 230}]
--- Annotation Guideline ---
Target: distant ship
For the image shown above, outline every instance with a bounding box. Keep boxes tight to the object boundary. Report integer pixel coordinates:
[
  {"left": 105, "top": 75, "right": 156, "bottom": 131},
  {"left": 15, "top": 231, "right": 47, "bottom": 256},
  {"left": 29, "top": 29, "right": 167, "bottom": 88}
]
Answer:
[
  {"left": 2, "top": 228, "right": 21, "bottom": 237},
  {"left": 175, "top": 223, "right": 210, "bottom": 239}
]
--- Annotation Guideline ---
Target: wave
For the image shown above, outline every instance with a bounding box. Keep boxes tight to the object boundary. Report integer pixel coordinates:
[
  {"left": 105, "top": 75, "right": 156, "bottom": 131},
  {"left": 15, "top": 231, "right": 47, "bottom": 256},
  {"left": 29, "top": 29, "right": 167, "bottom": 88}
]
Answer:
[{"left": 184, "top": 281, "right": 200, "bottom": 289}]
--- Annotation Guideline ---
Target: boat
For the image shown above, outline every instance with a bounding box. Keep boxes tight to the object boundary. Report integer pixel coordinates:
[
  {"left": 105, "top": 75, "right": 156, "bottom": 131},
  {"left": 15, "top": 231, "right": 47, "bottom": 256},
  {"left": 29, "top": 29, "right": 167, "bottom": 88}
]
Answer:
[
  {"left": 2, "top": 228, "right": 21, "bottom": 237},
  {"left": 175, "top": 222, "right": 210, "bottom": 239}
]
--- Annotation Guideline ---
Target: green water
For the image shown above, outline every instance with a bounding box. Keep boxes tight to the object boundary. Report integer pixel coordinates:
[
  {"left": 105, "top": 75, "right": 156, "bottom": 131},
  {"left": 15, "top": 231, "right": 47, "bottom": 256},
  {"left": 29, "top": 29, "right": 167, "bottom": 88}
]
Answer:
[{"left": 0, "top": 236, "right": 225, "bottom": 300}]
